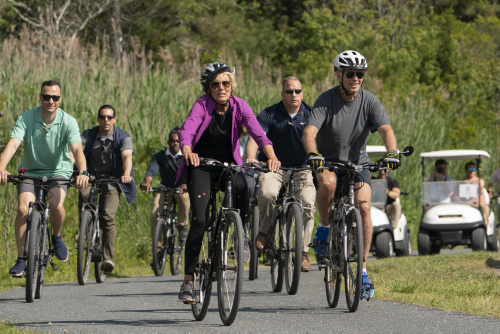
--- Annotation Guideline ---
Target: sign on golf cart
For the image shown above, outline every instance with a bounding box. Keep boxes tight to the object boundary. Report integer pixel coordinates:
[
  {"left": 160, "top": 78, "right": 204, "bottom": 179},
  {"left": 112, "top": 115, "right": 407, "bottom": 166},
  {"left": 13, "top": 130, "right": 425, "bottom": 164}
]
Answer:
[
  {"left": 418, "top": 150, "right": 499, "bottom": 255},
  {"left": 367, "top": 146, "right": 412, "bottom": 258}
]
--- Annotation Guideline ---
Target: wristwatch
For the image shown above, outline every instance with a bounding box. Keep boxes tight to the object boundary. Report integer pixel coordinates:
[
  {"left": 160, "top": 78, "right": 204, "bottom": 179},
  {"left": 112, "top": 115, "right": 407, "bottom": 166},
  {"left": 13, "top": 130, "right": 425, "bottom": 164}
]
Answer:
[{"left": 79, "top": 170, "right": 89, "bottom": 176}]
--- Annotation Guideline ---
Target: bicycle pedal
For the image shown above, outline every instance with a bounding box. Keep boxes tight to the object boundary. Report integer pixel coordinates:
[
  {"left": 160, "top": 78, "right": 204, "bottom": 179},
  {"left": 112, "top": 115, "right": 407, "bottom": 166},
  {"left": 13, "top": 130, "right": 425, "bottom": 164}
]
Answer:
[{"left": 184, "top": 301, "right": 196, "bottom": 305}]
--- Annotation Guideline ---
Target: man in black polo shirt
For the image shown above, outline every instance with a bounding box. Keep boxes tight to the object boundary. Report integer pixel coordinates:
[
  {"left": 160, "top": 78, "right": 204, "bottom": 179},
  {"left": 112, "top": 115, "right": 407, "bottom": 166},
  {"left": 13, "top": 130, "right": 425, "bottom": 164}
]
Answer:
[
  {"left": 140, "top": 127, "right": 190, "bottom": 244},
  {"left": 246, "top": 76, "right": 316, "bottom": 272}
]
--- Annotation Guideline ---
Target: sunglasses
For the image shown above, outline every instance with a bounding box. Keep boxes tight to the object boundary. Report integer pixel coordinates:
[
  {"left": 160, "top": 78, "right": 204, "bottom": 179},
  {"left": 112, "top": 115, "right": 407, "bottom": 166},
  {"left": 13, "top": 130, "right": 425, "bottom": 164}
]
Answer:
[
  {"left": 345, "top": 71, "right": 365, "bottom": 79},
  {"left": 210, "top": 81, "right": 231, "bottom": 89},
  {"left": 98, "top": 114, "right": 116, "bottom": 120},
  {"left": 170, "top": 139, "right": 180, "bottom": 143},
  {"left": 41, "top": 94, "right": 61, "bottom": 102},
  {"left": 284, "top": 89, "right": 303, "bottom": 95},
  {"left": 467, "top": 167, "right": 477, "bottom": 171}
]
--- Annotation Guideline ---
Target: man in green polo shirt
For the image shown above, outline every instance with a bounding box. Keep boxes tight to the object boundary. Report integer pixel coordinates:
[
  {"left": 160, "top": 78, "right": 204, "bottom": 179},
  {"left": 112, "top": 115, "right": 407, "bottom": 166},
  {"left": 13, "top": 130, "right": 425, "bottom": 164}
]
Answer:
[{"left": 0, "top": 80, "right": 89, "bottom": 277}]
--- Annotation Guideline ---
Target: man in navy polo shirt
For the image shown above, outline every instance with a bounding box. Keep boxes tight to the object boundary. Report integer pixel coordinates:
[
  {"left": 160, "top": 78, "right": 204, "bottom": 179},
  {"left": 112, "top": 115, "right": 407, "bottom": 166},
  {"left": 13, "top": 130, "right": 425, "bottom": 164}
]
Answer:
[{"left": 246, "top": 76, "right": 316, "bottom": 272}]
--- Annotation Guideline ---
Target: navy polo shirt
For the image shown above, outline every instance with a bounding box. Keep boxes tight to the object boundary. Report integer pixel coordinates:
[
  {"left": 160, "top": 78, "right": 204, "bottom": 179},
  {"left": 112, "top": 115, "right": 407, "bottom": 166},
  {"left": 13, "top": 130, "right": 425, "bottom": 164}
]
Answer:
[{"left": 257, "top": 101, "right": 312, "bottom": 167}]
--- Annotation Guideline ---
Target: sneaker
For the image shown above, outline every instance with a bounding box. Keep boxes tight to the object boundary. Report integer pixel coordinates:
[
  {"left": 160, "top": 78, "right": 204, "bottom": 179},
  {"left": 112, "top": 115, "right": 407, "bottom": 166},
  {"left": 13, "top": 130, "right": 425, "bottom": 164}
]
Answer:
[
  {"left": 255, "top": 232, "right": 268, "bottom": 251},
  {"left": 178, "top": 226, "right": 188, "bottom": 243},
  {"left": 102, "top": 260, "right": 115, "bottom": 274},
  {"left": 178, "top": 280, "right": 195, "bottom": 303},
  {"left": 52, "top": 235, "right": 69, "bottom": 262},
  {"left": 9, "top": 258, "right": 26, "bottom": 277},
  {"left": 301, "top": 252, "right": 312, "bottom": 272},
  {"left": 361, "top": 273, "right": 375, "bottom": 299},
  {"left": 243, "top": 234, "right": 250, "bottom": 263},
  {"left": 312, "top": 225, "right": 329, "bottom": 255}
]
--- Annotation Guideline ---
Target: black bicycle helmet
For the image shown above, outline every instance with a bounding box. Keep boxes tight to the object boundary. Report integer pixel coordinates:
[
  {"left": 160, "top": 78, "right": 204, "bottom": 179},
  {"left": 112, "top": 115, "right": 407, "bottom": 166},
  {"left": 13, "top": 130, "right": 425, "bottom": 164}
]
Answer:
[
  {"left": 334, "top": 50, "right": 368, "bottom": 72},
  {"left": 200, "top": 62, "right": 231, "bottom": 93}
]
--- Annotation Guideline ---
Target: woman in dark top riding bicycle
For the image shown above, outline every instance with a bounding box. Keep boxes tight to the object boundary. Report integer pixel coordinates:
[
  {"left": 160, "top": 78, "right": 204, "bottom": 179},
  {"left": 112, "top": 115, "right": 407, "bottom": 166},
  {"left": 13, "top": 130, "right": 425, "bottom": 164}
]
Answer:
[{"left": 176, "top": 62, "right": 280, "bottom": 303}]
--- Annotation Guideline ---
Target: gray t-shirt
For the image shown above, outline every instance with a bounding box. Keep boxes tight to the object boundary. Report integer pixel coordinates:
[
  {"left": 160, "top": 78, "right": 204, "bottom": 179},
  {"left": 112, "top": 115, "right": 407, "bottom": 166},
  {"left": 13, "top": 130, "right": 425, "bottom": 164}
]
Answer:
[{"left": 307, "top": 86, "right": 390, "bottom": 164}]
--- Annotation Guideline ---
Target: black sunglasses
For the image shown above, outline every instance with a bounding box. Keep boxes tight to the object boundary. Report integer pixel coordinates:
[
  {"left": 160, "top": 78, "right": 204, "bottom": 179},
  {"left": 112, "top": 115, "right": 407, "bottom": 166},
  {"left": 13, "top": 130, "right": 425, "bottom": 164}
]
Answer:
[
  {"left": 345, "top": 71, "right": 365, "bottom": 79},
  {"left": 169, "top": 139, "right": 180, "bottom": 143},
  {"left": 41, "top": 94, "right": 61, "bottom": 102},
  {"left": 210, "top": 81, "right": 231, "bottom": 89},
  {"left": 284, "top": 89, "right": 303, "bottom": 95},
  {"left": 98, "top": 114, "right": 116, "bottom": 120}
]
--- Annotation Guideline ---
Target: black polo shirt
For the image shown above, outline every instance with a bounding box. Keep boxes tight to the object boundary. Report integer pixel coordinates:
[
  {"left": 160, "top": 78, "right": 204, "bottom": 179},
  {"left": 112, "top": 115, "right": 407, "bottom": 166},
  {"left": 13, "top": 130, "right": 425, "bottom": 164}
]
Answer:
[{"left": 257, "top": 101, "right": 312, "bottom": 167}]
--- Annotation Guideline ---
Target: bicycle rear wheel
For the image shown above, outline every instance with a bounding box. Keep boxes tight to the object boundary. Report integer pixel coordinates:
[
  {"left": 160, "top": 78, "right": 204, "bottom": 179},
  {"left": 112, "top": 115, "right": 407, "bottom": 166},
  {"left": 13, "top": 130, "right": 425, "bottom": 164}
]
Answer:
[
  {"left": 192, "top": 228, "right": 212, "bottom": 321},
  {"left": 325, "top": 263, "right": 341, "bottom": 308},
  {"left": 270, "top": 211, "right": 284, "bottom": 292},
  {"left": 94, "top": 229, "right": 106, "bottom": 283},
  {"left": 77, "top": 210, "right": 94, "bottom": 285},
  {"left": 344, "top": 208, "right": 363, "bottom": 312},
  {"left": 35, "top": 217, "right": 48, "bottom": 299},
  {"left": 170, "top": 222, "right": 184, "bottom": 276},
  {"left": 26, "top": 211, "right": 42, "bottom": 303},
  {"left": 249, "top": 205, "right": 259, "bottom": 281},
  {"left": 284, "top": 203, "right": 302, "bottom": 295},
  {"left": 152, "top": 217, "right": 168, "bottom": 276},
  {"left": 217, "top": 210, "right": 244, "bottom": 326}
]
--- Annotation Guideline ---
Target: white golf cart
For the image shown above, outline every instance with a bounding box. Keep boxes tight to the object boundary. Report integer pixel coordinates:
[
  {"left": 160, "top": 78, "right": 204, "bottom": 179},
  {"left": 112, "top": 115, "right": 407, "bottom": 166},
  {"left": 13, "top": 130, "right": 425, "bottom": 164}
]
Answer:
[
  {"left": 367, "top": 145, "right": 412, "bottom": 258},
  {"left": 418, "top": 150, "right": 499, "bottom": 255}
]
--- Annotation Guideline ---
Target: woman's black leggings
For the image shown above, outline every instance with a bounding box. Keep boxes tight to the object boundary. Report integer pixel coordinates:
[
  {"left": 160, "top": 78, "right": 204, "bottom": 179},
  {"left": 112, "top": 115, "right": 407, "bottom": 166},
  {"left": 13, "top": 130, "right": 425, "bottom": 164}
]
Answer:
[{"left": 184, "top": 166, "right": 249, "bottom": 276}]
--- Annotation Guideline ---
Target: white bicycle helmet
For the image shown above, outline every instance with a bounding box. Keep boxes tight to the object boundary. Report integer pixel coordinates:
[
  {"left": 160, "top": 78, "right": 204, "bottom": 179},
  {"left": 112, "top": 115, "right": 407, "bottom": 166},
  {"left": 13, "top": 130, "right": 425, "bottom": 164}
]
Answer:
[
  {"left": 200, "top": 62, "right": 231, "bottom": 93},
  {"left": 334, "top": 50, "right": 368, "bottom": 71}
]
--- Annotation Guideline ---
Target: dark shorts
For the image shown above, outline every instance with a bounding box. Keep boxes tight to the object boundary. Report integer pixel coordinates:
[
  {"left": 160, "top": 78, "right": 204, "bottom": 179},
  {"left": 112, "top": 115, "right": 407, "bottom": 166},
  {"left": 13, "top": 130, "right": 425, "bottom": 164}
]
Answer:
[
  {"left": 17, "top": 176, "right": 69, "bottom": 197},
  {"left": 334, "top": 169, "right": 372, "bottom": 187}
]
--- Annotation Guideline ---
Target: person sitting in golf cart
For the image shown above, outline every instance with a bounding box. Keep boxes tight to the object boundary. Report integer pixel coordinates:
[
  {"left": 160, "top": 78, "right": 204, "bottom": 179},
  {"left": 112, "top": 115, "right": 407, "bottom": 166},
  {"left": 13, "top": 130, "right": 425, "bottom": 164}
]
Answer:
[
  {"left": 377, "top": 168, "right": 401, "bottom": 230},
  {"left": 452, "top": 161, "right": 489, "bottom": 224},
  {"left": 426, "top": 159, "right": 454, "bottom": 204}
]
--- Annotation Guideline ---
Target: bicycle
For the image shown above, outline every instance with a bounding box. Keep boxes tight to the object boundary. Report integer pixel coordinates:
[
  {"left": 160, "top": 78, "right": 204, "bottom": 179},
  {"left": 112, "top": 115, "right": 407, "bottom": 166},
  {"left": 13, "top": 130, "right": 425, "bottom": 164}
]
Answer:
[
  {"left": 244, "top": 163, "right": 262, "bottom": 281},
  {"left": 190, "top": 158, "right": 244, "bottom": 326},
  {"left": 77, "top": 176, "right": 121, "bottom": 285},
  {"left": 319, "top": 146, "right": 413, "bottom": 312},
  {"left": 7, "top": 169, "right": 74, "bottom": 302},
  {"left": 148, "top": 186, "right": 185, "bottom": 276},
  {"left": 259, "top": 165, "right": 309, "bottom": 295}
]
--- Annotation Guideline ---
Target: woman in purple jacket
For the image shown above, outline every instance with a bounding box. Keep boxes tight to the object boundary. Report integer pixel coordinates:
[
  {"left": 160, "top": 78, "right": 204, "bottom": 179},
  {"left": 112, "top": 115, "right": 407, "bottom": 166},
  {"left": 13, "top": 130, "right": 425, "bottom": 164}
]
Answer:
[{"left": 177, "top": 62, "right": 280, "bottom": 303}]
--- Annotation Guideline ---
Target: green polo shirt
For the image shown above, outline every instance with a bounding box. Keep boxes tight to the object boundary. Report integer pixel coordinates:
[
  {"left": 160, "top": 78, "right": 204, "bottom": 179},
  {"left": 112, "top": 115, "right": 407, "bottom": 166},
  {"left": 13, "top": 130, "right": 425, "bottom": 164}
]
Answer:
[{"left": 10, "top": 106, "right": 82, "bottom": 178}]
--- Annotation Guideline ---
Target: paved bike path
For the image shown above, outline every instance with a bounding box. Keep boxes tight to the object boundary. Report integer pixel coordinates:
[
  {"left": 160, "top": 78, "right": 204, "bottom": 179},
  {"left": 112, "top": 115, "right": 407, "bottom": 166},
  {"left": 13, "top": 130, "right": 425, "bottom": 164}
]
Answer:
[{"left": 0, "top": 264, "right": 499, "bottom": 333}]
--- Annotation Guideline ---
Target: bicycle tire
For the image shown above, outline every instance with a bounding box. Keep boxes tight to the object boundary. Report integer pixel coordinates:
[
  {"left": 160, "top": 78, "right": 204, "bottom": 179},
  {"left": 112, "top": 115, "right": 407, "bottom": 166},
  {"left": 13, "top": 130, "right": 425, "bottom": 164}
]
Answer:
[
  {"left": 77, "top": 210, "right": 94, "bottom": 285},
  {"left": 169, "top": 222, "right": 183, "bottom": 276},
  {"left": 344, "top": 208, "right": 363, "bottom": 312},
  {"left": 26, "top": 211, "right": 42, "bottom": 303},
  {"left": 192, "top": 230, "right": 212, "bottom": 321},
  {"left": 325, "top": 207, "right": 342, "bottom": 307},
  {"left": 325, "top": 263, "right": 341, "bottom": 308},
  {"left": 35, "top": 216, "right": 48, "bottom": 299},
  {"left": 152, "top": 217, "right": 168, "bottom": 276},
  {"left": 94, "top": 228, "right": 106, "bottom": 283},
  {"left": 217, "top": 210, "right": 244, "bottom": 326},
  {"left": 249, "top": 205, "right": 259, "bottom": 281},
  {"left": 270, "top": 210, "right": 284, "bottom": 292},
  {"left": 284, "top": 203, "right": 302, "bottom": 295}
]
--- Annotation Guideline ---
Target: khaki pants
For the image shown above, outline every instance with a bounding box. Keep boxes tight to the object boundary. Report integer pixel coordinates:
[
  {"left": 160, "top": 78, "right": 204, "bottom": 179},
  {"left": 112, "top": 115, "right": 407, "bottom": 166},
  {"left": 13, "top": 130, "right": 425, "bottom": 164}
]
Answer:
[
  {"left": 258, "top": 169, "right": 316, "bottom": 252},
  {"left": 79, "top": 186, "right": 120, "bottom": 261},
  {"left": 150, "top": 191, "right": 190, "bottom": 240},
  {"left": 385, "top": 202, "right": 402, "bottom": 229}
]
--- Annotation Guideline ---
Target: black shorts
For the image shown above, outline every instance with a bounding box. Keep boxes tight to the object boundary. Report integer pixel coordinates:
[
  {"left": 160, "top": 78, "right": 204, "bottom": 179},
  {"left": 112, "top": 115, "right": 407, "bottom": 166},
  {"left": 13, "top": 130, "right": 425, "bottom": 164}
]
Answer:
[{"left": 334, "top": 169, "right": 371, "bottom": 187}]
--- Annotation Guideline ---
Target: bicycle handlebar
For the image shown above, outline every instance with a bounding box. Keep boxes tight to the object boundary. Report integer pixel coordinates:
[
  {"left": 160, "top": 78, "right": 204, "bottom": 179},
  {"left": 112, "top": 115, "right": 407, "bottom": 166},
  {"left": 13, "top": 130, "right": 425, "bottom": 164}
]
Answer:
[
  {"left": 243, "top": 162, "right": 311, "bottom": 173},
  {"left": 88, "top": 176, "right": 122, "bottom": 185},
  {"left": 7, "top": 174, "right": 75, "bottom": 186},
  {"left": 148, "top": 186, "right": 181, "bottom": 194}
]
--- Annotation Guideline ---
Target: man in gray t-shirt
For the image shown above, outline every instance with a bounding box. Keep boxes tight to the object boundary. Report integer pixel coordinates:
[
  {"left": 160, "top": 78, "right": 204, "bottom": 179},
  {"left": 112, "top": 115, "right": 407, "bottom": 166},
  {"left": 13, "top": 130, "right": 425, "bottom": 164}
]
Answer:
[{"left": 303, "top": 50, "right": 399, "bottom": 300}]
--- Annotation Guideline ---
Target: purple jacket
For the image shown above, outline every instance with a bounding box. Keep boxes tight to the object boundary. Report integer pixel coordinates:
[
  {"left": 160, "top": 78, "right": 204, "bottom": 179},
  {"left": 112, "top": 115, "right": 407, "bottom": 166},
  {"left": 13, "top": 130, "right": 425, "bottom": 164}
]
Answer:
[{"left": 176, "top": 94, "right": 272, "bottom": 183}]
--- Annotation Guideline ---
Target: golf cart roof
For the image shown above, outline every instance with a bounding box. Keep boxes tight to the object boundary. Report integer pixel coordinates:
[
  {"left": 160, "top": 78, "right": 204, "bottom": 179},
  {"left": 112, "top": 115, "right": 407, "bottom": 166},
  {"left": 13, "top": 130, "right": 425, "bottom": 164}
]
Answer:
[
  {"left": 420, "top": 150, "right": 490, "bottom": 161},
  {"left": 366, "top": 145, "right": 387, "bottom": 158}
]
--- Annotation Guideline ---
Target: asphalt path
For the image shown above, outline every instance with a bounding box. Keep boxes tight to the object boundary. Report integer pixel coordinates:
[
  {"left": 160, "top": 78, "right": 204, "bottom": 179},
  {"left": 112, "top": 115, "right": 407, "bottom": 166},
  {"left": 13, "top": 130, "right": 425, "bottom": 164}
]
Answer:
[{"left": 1, "top": 258, "right": 499, "bottom": 334}]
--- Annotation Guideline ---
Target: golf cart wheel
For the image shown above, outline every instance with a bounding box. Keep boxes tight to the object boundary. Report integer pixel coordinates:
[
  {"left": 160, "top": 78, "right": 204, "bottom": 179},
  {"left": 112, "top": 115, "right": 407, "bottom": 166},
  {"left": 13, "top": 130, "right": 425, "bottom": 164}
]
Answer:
[
  {"left": 375, "top": 232, "right": 394, "bottom": 258},
  {"left": 487, "top": 225, "right": 499, "bottom": 251},
  {"left": 471, "top": 228, "right": 487, "bottom": 251},
  {"left": 417, "top": 231, "right": 431, "bottom": 255}
]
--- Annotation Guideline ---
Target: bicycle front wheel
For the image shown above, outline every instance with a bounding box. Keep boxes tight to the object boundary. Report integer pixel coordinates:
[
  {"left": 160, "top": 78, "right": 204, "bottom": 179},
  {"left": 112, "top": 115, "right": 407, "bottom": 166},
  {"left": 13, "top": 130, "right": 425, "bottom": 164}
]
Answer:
[
  {"left": 344, "top": 208, "right": 363, "bottom": 312},
  {"left": 270, "top": 211, "right": 284, "bottom": 292},
  {"left": 35, "top": 215, "right": 48, "bottom": 300},
  {"left": 94, "top": 228, "right": 106, "bottom": 283},
  {"left": 192, "top": 229, "right": 212, "bottom": 321},
  {"left": 77, "top": 210, "right": 94, "bottom": 285},
  {"left": 249, "top": 205, "right": 259, "bottom": 281},
  {"left": 217, "top": 210, "right": 244, "bottom": 326},
  {"left": 284, "top": 203, "right": 303, "bottom": 295},
  {"left": 169, "top": 223, "right": 184, "bottom": 276},
  {"left": 26, "top": 211, "right": 42, "bottom": 303},
  {"left": 152, "top": 217, "right": 168, "bottom": 276}
]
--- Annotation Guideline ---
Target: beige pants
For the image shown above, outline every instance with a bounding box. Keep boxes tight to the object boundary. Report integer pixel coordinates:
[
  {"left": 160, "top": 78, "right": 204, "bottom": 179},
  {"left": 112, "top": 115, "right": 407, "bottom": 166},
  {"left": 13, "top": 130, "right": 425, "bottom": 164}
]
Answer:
[
  {"left": 79, "top": 186, "right": 119, "bottom": 261},
  {"left": 385, "top": 202, "right": 402, "bottom": 229},
  {"left": 258, "top": 169, "right": 316, "bottom": 252},
  {"left": 150, "top": 191, "right": 190, "bottom": 240}
]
